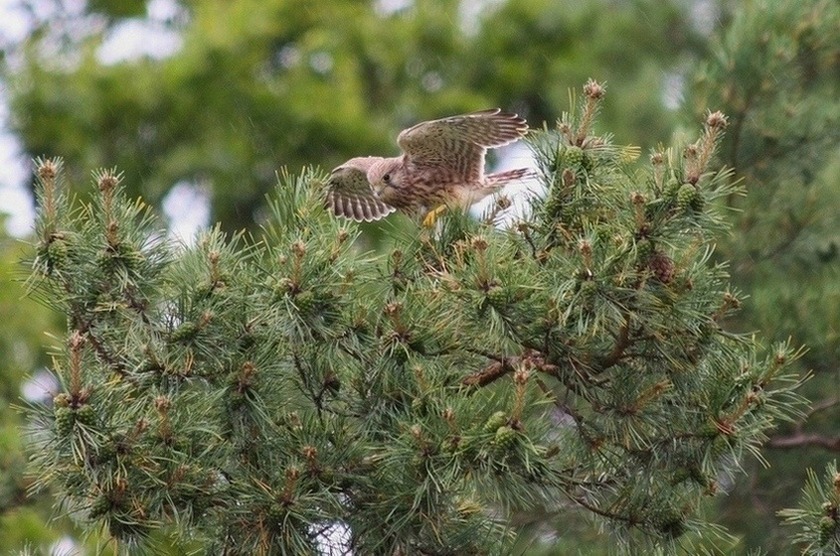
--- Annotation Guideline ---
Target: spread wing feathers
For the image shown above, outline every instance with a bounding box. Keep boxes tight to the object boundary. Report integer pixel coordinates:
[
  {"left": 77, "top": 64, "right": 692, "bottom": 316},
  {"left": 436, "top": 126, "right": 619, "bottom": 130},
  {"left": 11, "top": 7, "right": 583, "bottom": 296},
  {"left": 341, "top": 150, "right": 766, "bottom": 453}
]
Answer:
[
  {"left": 397, "top": 108, "right": 528, "bottom": 182},
  {"left": 326, "top": 164, "right": 396, "bottom": 222}
]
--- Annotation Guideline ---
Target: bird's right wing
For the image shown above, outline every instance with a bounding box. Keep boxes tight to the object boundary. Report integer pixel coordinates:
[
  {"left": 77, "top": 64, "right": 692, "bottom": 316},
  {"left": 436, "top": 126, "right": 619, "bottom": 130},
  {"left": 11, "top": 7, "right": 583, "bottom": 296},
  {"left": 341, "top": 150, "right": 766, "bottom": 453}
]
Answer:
[
  {"left": 325, "top": 160, "right": 396, "bottom": 222},
  {"left": 397, "top": 109, "right": 528, "bottom": 181}
]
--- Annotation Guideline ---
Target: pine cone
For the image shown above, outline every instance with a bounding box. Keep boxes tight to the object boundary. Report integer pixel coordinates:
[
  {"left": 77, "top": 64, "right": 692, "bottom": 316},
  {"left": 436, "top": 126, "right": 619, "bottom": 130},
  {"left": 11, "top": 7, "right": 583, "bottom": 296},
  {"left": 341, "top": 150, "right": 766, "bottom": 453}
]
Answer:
[
  {"left": 636, "top": 239, "right": 654, "bottom": 260},
  {"left": 676, "top": 184, "right": 697, "bottom": 212},
  {"left": 663, "top": 180, "right": 681, "bottom": 201},
  {"left": 294, "top": 290, "right": 316, "bottom": 313},
  {"left": 563, "top": 146, "right": 584, "bottom": 167},
  {"left": 75, "top": 404, "right": 96, "bottom": 426},
  {"left": 483, "top": 411, "right": 507, "bottom": 433},
  {"left": 818, "top": 515, "right": 837, "bottom": 547},
  {"left": 55, "top": 406, "right": 74, "bottom": 436},
  {"left": 649, "top": 251, "right": 676, "bottom": 284},
  {"left": 486, "top": 285, "right": 509, "bottom": 306},
  {"left": 492, "top": 425, "right": 517, "bottom": 449}
]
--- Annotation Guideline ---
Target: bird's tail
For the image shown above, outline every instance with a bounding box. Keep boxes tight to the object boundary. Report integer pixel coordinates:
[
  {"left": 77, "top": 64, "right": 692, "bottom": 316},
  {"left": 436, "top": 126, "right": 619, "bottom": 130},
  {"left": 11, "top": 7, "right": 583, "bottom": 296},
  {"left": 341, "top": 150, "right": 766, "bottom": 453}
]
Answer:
[
  {"left": 457, "top": 168, "right": 535, "bottom": 208},
  {"left": 484, "top": 167, "right": 534, "bottom": 189}
]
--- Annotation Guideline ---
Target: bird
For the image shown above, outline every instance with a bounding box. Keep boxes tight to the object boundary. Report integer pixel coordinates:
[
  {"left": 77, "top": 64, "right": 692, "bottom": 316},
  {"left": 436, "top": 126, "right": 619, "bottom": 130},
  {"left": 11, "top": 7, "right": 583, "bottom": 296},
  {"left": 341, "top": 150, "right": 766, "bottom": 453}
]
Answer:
[{"left": 325, "top": 109, "right": 531, "bottom": 226}]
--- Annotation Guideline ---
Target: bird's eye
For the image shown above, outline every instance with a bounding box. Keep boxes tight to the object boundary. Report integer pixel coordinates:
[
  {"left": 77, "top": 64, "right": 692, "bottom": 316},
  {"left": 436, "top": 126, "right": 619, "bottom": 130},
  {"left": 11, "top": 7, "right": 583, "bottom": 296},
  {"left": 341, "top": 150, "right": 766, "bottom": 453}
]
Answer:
[{"left": 383, "top": 173, "right": 391, "bottom": 183}]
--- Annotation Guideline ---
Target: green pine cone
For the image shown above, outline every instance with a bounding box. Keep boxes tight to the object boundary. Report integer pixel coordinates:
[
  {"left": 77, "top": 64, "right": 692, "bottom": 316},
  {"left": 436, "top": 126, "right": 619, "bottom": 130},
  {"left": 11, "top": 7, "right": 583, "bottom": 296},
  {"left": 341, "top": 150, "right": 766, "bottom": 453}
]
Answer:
[
  {"left": 676, "top": 184, "right": 697, "bottom": 211},
  {"left": 818, "top": 516, "right": 837, "bottom": 546},
  {"left": 268, "top": 502, "right": 286, "bottom": 525},
  {"left": 483, "top": 411, "right": 508, "bottom": 433},
  {"left": 170, "top": 321, "right": 199, "bottom": 343},
  {"left": 690, "top": 190, "right": 705, "bottom": 211},
  {"left": 663, "top": 180, "right": 681, "bottom": 201},
  {"left": 294, "top": 290, "right": 316, "bottom": 313},
  {"left": 563, "top": 146, "right": 584, "bottom": 167},
  {"left": 116, "top": 244, "right": 145, "bottom": 272},
  {"left": 485, "top": 286, "right": 508, "bottom": 306},
  {"left": 636, "top": 239, "right": 654, "bottom": 260},
  {"left": 75, "top": 404, "right": 96, "bottom": 426},
  {"left": 43, "top": 239, "right": 68, "bottom": 272},
  {"left": 55, "top": 406, "right": 75, "bottom": 436},
  {"left": 493, "top": 425, "right": 517, "bottom": 449}
]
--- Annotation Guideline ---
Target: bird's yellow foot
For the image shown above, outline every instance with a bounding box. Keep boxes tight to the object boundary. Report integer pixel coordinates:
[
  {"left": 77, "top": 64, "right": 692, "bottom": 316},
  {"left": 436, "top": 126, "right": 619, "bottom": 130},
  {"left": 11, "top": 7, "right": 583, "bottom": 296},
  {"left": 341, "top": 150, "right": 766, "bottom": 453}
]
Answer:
[{"left": 421, "top": 205, "right": 447, "bottom": 228}]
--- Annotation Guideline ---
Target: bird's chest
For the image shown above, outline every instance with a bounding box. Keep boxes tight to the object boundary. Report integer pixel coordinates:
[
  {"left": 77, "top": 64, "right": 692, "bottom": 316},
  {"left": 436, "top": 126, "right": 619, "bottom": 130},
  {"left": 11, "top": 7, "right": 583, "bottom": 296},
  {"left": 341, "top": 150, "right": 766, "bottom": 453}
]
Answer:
[{"left": 381, "top": 162, "right": 474, "bottom": 212}]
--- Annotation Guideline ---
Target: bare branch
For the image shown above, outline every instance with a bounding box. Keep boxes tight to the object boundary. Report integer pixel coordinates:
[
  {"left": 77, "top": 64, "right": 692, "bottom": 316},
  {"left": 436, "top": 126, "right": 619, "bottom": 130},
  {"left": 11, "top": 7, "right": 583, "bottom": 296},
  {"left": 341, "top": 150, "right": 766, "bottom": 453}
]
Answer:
[{"left": 767, "top": 433, "right": 840, "bottom": 452}]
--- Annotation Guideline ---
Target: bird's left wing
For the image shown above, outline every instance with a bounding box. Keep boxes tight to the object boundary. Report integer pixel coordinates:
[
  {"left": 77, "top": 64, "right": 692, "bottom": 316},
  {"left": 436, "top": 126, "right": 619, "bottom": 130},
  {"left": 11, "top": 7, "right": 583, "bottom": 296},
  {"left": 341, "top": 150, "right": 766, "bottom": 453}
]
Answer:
[{"left": 325, "top": 158, "right": 396, "bottom": 222}]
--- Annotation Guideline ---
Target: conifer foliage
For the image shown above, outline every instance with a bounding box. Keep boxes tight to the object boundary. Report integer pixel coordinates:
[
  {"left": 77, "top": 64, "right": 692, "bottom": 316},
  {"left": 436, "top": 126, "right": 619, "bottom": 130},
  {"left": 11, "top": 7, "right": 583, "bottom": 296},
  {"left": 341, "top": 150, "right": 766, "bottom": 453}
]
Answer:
[{"left": 26, "top": 83, "right": 806, "bottom": 554}]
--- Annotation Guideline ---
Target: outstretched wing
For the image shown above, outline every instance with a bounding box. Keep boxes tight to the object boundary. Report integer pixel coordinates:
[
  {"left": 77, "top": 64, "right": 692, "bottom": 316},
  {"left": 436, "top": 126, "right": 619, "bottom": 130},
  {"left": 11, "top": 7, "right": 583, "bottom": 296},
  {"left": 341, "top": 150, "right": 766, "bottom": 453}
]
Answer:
[
  {"left": 325, "top": 157, "right": 396, "bottom": 222},
  {"left": 397, "top": 108, "right": 528, "bottom": 182}
]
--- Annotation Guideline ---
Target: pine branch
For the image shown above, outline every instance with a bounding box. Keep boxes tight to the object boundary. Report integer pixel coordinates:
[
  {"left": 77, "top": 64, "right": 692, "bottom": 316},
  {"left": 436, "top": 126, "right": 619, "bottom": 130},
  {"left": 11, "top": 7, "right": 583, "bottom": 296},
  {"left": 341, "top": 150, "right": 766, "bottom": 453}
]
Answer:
[
  {"left": 767, "top": 434, "right": 840, "bottom": 452},
  {"left": 461, "top": 350, "right": 559, "bottom": 388}
]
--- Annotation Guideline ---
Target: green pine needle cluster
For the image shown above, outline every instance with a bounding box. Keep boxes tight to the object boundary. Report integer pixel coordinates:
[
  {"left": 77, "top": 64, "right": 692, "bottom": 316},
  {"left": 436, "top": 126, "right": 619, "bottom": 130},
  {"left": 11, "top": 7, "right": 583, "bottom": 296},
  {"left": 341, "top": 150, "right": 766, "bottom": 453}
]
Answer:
[
  {"left": 779, "top": 461, "right": 840, "bottom": 555},
  {"left": 24, "top": 84, "right": 808, "bottom": 554}
]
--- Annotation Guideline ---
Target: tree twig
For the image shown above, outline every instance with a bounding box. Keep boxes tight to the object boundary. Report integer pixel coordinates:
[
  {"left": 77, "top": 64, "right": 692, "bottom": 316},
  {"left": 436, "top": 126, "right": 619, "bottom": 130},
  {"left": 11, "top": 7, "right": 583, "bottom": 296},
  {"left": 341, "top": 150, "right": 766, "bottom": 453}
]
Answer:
[{"left": 767, "top": 433, "right": 840, "bottom": 452}]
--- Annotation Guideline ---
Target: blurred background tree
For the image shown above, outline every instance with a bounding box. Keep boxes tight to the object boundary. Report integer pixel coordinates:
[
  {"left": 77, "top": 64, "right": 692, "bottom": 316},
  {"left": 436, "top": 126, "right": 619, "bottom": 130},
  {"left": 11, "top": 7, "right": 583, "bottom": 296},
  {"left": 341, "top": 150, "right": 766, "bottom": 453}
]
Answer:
[
  {"left": 687, "top": 0, "right": 840, "bottom": 552},
  {"left": 1, "top": 0, "right": 838, "bottom": 554},
  {"left": 0, "top": 223, "right": 72, "bottom": 552}
]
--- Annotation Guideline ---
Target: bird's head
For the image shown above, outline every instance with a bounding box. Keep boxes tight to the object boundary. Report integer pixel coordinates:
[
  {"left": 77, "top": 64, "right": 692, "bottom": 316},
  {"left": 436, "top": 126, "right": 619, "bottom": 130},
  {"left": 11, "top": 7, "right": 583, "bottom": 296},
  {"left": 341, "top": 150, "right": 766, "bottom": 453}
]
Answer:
[{"left": 367, "top": 158, "right": 404, "bottom": 203}]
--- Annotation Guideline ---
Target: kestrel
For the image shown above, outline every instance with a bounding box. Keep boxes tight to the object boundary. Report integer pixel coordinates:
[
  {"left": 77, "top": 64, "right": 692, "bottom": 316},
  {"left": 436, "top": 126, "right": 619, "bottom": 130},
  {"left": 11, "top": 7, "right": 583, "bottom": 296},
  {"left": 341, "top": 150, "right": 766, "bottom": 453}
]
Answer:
[{"left": 325, "top": 109, "right": 530, "bottom": 224}]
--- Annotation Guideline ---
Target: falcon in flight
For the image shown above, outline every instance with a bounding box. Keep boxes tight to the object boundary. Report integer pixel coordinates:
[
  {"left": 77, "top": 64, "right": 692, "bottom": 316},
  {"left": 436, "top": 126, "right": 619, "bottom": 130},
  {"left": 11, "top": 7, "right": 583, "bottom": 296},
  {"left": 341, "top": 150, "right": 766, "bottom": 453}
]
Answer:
[{"left": 325, "top": 109, "right": 530, "bottom": 225}]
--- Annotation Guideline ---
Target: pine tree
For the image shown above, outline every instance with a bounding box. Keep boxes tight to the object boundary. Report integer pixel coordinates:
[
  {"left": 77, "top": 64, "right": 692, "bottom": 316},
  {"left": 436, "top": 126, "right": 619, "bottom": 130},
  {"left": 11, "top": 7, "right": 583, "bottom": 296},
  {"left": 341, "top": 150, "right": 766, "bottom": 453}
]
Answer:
[{"left": 25, "top": 83, "right": 806, "bottom": 554}]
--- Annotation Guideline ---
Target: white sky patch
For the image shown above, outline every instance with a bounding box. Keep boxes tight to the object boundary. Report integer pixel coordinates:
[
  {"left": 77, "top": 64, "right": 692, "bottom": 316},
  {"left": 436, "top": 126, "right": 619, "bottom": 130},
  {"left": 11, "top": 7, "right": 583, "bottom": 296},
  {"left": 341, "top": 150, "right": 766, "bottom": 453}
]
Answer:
[
  {"left": 0, "top": 94, "right": 34, "bottom": 237},
  {"left": 97, "top": 16, "right": 183, "bottom": 65},
  {"left": 471, "top": 142, "right": 542, "bottom": 226},
  {"left": 0, "top": 2, "right": 30, "bottom": 46},
  {"left": 309, "top": 51, "right": 334, "bottom": 75},
  {"left": 313, "top": 520, "right": 353, "bottom": 555},
  {"left": 662, "top": 71, "right": 685, "bottom": 110},
  {"left": 459, "top": 0, "right": 506, "bottom": 36},
  {"left": 374, "top": 0, "right": 413, "bottom": 17},
  {"left": 689, "top": 0, "right": 720, "bottom": 35},
  {"left": 50, "top": 536, "right": 80, "bottom": 556},
  {"left": 162, "top": 181, "right": 211, "bottom": 245},
  {"left": 22, "top": 368, "right": 59, "bottom": 403},
  {"left": 147, "top": 0, "right": 185, "bottom": 22}
]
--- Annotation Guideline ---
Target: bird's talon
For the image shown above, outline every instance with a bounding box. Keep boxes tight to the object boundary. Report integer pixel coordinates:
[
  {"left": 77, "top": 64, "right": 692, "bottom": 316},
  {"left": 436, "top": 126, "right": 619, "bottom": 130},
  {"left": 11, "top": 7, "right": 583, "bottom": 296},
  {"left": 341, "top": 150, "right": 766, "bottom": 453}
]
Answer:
[{"left": 422, "top": 205, "right": 447, "bottom": 228}]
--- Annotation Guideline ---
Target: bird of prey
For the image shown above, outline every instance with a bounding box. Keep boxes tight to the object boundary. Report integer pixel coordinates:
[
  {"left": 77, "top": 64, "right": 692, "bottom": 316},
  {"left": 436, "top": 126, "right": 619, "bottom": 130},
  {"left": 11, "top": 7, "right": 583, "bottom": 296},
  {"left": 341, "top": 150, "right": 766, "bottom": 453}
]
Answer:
[{"left": 325, "top": 109, "right": 530, "bottom": 225}]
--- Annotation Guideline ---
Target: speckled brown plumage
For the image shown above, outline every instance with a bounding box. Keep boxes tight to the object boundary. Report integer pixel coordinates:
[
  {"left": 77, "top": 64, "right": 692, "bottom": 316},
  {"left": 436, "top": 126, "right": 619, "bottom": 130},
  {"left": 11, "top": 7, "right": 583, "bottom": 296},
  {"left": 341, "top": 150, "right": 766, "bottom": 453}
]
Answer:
[{"left": 325, "top": 109, "right": 530, "bottom": 222}]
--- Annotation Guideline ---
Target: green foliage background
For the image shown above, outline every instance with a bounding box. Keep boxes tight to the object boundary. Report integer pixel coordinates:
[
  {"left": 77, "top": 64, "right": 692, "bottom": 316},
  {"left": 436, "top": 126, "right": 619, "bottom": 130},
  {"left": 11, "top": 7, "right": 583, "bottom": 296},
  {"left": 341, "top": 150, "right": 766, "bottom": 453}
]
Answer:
[
  {"left": 687, "top": 1, "right": 840, "bottom": 551},
  {"left": 1, "top": 0, "right": 838, "bottom": 553}
]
